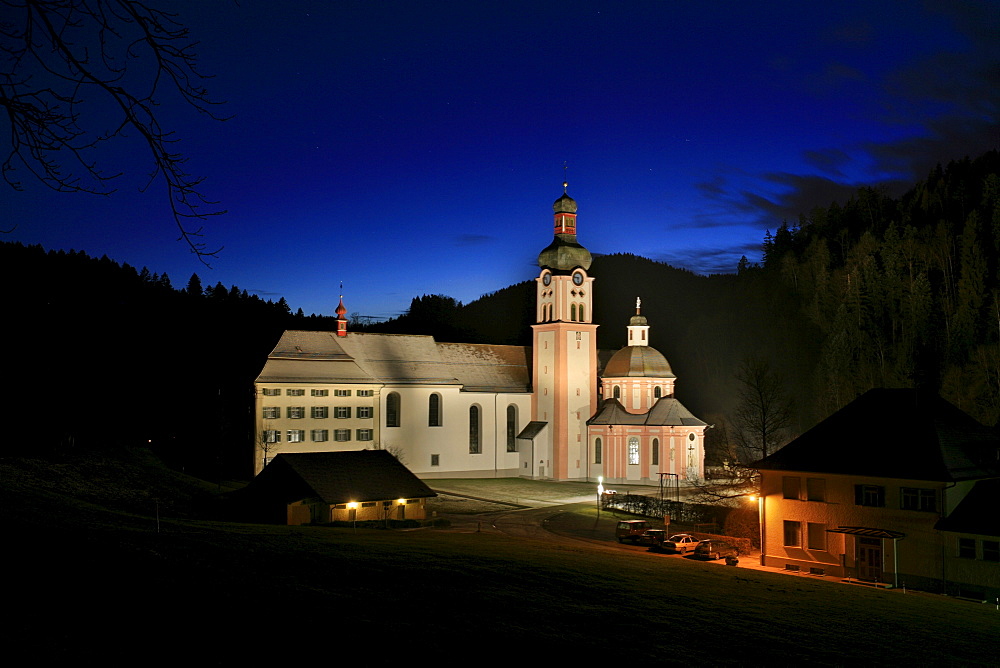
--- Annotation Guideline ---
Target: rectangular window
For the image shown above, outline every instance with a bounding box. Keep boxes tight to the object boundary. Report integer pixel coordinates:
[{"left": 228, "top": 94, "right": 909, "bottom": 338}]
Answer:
[
  {"left": 311, "top": 406, "right": 329, "bottom": 419},
  {"left": 262, "top": 388, "right": 280, "bottom": 396},
  {"left": 334, "top": 429, "right": 351, "bottom": 442},
  {"left": 627, "top": 438, "right": 639, "bottom": 465},
  {"left": 806, "top": 478, "right": 826, "bottom": 502},
  {"left": 357, "top": 406, "right": 372, "bottom": 419},
  {"left": 264, "top": 430, "right": 280, "bottom": 443},
  {"left": 807, "top": 523, "right": 826, "bottom": 550},
  {"left": 983, "top": 540, "right": 1000, "bottom": 562},
  {"left": 356, "top": 429, "right": 372, "bottom": 441},
  {"left": 959, "top": 538, "right": 976, "bottom": 559},
  {"left": 287, "top": 406, "right": 305, "bottom": 419},
  {"left": 287, "top": 429, "right": 304, "bottom": 443},
  {"left": 334, "top": 389, "right": 352, "bottom": 397},
  {"left": 335, "top": 406, "right": 352, "bottom": 419},
  {"left": 262, "top": 406, "right": 279, "bottom": 419},
  {"left": 854, "top": 484, "right": 885, "bottom": 507},
  {"left": 651, "top": 441, "right": 659, "bottom": 465},
  {"left": 311, "top": 389, "right": 329, "bottom": 397},
  {"left": 431, "top": 454, "right": 440, "bottom": 466},
  {"left": 782, "top": 476, "right": 801, "bottom": 500},
  {"left": 783, "top": 520, "right": 801, "bottom": 547},
  {"left": 900, "top": 487, "right": 937, "bottom": 512},
  {"left": 311, "top": 429, "right": 329, "bottom": 442},
  {"left": 357, "top": 390, "right": 374, "bottom": 397},
  {"left": 287, "top": 389, "right": 305, "bottom": 396}
]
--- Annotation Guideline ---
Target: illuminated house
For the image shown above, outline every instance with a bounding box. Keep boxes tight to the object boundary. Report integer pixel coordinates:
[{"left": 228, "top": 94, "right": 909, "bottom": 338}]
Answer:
[
  {"left": 756, "top": 389, "right": 1000, "bottom": 599},
  {"left": 253, "top": 185, "right": 706, "bottom": 483},
  {"left": 242, "top": 450, "right": 436, "bottom": 526}
]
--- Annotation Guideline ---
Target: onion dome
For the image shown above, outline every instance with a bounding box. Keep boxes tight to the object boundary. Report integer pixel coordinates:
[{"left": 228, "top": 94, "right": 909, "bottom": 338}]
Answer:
[
  {"left": 553, "top": 192, "right": 578, "bottom": 214},
  {"left": 537, "top": 236, "right": 592, "bottom": 271},
  {"left": 604, "top": 346, "right": 675, "bottom": 378},
  {"left": 629, "top": 312, "right": 648, "bottom": 326}
]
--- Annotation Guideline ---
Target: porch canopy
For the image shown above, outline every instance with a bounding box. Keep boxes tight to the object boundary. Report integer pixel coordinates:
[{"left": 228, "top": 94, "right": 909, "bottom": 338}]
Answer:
[{"left": 827, "top": 526, "right": 906, "bottom": 539}]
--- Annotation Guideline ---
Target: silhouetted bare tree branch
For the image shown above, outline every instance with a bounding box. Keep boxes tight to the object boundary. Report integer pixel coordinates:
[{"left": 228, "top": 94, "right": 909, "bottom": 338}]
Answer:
[
  {"left": 0, "top": 0, "right": 227, "bottom": 260},
  {"left": 733, "top": 355, "right": 792, "bottom": 460}
]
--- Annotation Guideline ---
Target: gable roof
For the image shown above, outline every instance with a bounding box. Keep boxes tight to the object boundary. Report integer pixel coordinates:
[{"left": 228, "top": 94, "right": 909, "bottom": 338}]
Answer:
[
  {"left": 587, "top": 397, "right": 706, "bottom": 427},
  {"left": 756, "top": 388, "right": 1000, "bottom": 482},
  {"left": 256, "top": 330, "right": 530, "bottom": 391},
  {"left": 249, "top": 450, "right": 436, "bottom": 505}
]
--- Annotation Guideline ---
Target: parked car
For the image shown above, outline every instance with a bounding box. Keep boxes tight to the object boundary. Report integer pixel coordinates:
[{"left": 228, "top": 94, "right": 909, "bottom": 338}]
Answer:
[
  {"left": 693, "top": 539, "right": 741, "bottom": 561},
  {"left": 638, "top": 529, "right": 667, "bottom": 548},
  {"left": 659, "top": 533, "right": 700, "bottom": 554},
  {"left": 615, "top": 520, "right": 649, "bottom": 543}
]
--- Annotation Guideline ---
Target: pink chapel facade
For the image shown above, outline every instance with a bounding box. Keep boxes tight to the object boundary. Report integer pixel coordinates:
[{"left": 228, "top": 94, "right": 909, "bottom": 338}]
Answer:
[{"left": 254, "top": 185, "right": 705, "bottom": 483}]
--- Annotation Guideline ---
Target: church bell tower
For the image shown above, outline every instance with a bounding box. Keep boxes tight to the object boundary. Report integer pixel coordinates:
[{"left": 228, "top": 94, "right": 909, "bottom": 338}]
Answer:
[{"left": 529, "top": 183, "right": 598, "bottom": 480}]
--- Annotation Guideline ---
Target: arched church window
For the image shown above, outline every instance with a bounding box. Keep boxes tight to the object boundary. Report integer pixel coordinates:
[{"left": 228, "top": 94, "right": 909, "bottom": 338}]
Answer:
[
  {"left": 571, "top": 303, "right": 577, "bottom": 321},
  {"left": 428, "top": 393, "right": 442, "bottom": 427},
  {"left": 386, "top": 392, "right": 401, "bottom": 428},
  {"left": 654, "top": 386, "right": 662, "bottom": 399},
  {"left": 594, "top": 437, "right": 602, "bottom": 464},
  {"left": 469, "top": 405, "right": 481, "bottom": 454},
  {"left": 613, "top": 385, "right": 621, "bottom": 399},
  {"left": 579, "top": 304, "right": 586, "bottom": 321},
  {"left": 628, "top": 437, "right": 639, "bottom": 465},
  {"left": 652, "top": 438, "right": 659, "bottom": 465},
  {"left": 506, "top": 405, "right": 518, "bottom": 452}
]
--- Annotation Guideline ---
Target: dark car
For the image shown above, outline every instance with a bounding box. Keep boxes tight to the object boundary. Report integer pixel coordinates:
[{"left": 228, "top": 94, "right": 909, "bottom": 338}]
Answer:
[
  {"left": 615, "top": 520, "right": 649, "bottom": 543},
  {"left": 638, "top": 529, "right": 667, "bottom": 548},
  {"left": 693, "top": 539, "right": 741, "bottom": 561}
]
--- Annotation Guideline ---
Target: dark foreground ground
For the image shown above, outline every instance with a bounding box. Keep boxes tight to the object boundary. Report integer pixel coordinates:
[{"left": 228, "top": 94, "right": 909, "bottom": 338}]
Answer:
[{"left": 3, "top": 449, "right": 996, "bottom": 665}]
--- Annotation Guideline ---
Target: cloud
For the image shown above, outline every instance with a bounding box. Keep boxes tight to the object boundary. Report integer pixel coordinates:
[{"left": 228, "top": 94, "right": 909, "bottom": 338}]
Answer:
[{"left": 652, "top": 241, "right": 762, "bottom": 276}]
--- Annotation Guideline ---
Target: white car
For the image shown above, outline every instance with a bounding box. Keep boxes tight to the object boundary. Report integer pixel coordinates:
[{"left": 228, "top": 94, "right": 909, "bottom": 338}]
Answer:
[{"left": 661, "top": 533, "right": 699, "bottom": 554}]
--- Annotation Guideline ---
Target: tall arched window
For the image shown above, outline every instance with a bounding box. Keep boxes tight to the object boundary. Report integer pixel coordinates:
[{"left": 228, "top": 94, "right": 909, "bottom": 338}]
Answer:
[
  {"left": 570, "top": 303, "right": 577, "bottom": 321},
  {"left": 652, "top": 438, "right": 659, "bottom": 465},
  {"left": 428, "top": 393, "right": 442, "bottom": 426},
  {"left": 386, "top": 392, "right": 400, "bottom": 427},
  {"left": 579, "top": 304, "right": 586, "bottom": 321},
  {"left": 628, "top": 437, "right": 640, "bottom": 465},
  {"left": 654, "top": 386, "right": 662, "bottom": 399},
  {"left": 469, "top": 405, "right": 481, "bottom": 454},
  {"left": 613, "top": 385, "right": 621, "bottom": 399},
  {"left": 594, "top": 437, "right": 602, "bottom": 464},
  {"left": 506, "top": 405, "right": 518, "bottom": 452}
]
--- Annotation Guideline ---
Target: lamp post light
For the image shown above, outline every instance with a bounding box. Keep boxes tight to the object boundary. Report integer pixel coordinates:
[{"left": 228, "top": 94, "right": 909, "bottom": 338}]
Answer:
[
  {"left": 597, "top": 476, "right": 604, "bottom": 519},
  {"left": 347, "top": 501, "right": 358, "bottom": 532}
]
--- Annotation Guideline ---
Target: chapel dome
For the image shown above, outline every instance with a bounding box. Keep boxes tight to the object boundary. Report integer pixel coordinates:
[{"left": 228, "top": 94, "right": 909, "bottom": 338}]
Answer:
[{"left": 603, "top": 346, "right": 674, "bottom": 378}]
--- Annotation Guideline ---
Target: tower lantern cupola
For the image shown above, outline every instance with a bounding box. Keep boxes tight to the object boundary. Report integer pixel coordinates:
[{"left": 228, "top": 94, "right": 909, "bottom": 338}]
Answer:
[
  {"left": 627, "top": 297, "right": 650, "bottom": 346},
  {"left": 538, "top": 182, "right": 592, "bottom": 272},
  {"left": 335, "top": 292, "right": 348, "bottom": 337}
]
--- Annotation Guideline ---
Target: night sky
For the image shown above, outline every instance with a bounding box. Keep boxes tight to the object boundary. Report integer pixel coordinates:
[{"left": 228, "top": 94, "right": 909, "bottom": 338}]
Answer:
[{"left": 5, "top": 1, "right": 998, "bottom": 319}]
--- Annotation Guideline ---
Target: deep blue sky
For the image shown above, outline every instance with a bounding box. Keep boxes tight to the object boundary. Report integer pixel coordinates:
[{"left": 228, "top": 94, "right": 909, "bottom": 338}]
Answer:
[{"left": 5, "top": 1, "right": 998, "bottom": 319}]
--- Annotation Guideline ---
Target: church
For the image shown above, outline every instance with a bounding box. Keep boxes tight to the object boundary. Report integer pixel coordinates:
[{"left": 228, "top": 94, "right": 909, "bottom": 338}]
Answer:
[{"left": 253, "top": 185, "right": 706, "bottom": 483}]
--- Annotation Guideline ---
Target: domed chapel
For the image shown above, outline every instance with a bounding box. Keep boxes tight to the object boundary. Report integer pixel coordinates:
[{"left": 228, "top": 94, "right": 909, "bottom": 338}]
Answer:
[{"left": 254, "top": 184, "right": 706, "bottom": 483}]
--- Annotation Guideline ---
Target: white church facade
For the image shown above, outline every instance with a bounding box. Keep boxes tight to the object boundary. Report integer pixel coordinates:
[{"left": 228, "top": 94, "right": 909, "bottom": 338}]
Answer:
[{"left": 253, "top": 186, "right": 706, "bottom": 482}]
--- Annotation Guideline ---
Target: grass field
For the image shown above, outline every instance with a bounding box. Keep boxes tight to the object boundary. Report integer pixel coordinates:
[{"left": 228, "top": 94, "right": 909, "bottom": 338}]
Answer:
[{"left": 3, "top": 449, "right": 996, "bottom": 664}]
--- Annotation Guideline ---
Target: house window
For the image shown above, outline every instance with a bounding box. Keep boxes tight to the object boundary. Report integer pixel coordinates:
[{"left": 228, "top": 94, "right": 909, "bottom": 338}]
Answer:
[
  {"left": 429, "top": 393, "right": 442, "bottom": 427},
  {"left": 311, "top": 406, "right": 328, "bottom": 419},
  {"left": 782, "top": 476, "right": 801, "bottom": 500},
  {"left": 334, "top": 389, "right": 351, "bottom": 397},
  {"left": 262, "top": 388, "right": 280, "bottom": 396},
  {"left": 287, "top": 406, "right": 305, "bottom": 419},
  {"left": 357, "top": 390, "right": 374, "bottom": 397},
  {"left": 335, "top": 406, "right": 352, "bottom": 419},
  {"left": 264, "top": 430, "right": 280, "bottom": 443},
  {"left": 807, "top": 522, "right": 826, "bottom": 550},
  {"left": 469, "top": 405, "right": 481, "bottom": 454},
  {"left": 651, "top": 438, "right": 659, "bottom": 465},
  {"left": 983, "top": 541, "right": 999, "bottom": 562},
  {"left": 806, "top": 478, "right": 826, "bottom": 502},
  {"left": 783, "top": 520, "right": 801, "bottom": 547},
  {"left": 900, "top": 487, "right": 936, "bottom": 512},
  {"left": 356, "top": 429, "right": 372, "bottom": 441},
  {"left": 311, "top": 389, "right": 329, "bottom": 397},
  {"left": 613, "top": 385, "right": 621, "bottom": 399},
  {"left": 287, "top": 389, "right": 305, "bottom": 396},
  {"left": 287, "top": 429, "right": 304, "bottom": 443},
  {"left": 594, "top": 438, "right": 602, "bottom": 464},
  {"left": 506, "top": 405, "right": 518, "bottom": 452},
  {"left": 431, "top": 454, "right": 440, "bottom": 466},
  {"left": 334, "top": 429, "right": 351, "bottom": 442},
  {"left": 654, "top": 386, "right": 662, "bottom": 399},
  {"left": 262, "top": 406, "right": 279, "bottom": 419},
  {"left": 628, "top": 437, "right": 639, "bottom": 465},
  {"left": 958, "top": 538, "right": 976, "bottom": 559},
  {"left": 357, "top": 406, "right": 372, "bottom": 419},
  {"left": 854, "top": 484, "right": 885, "bottom": 507},
  {"left": 386, "top": 392, "right": 400, "bottom": 427},
  {"left": 311, "top": 429, "right": 328, "bottom": 442}
]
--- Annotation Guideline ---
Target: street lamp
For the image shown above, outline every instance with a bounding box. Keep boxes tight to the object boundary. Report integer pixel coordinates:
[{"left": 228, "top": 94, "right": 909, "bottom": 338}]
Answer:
[{"left": 597, "top": 476, "right": 604, "bottom": 519}]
